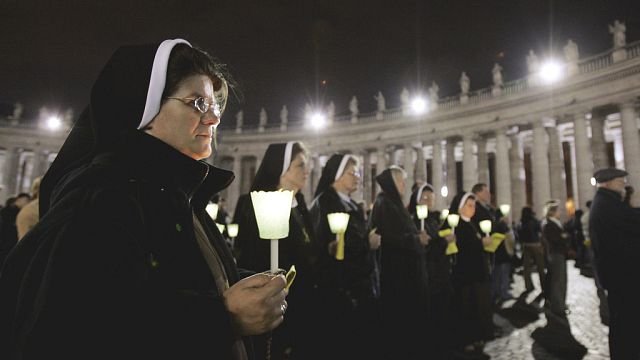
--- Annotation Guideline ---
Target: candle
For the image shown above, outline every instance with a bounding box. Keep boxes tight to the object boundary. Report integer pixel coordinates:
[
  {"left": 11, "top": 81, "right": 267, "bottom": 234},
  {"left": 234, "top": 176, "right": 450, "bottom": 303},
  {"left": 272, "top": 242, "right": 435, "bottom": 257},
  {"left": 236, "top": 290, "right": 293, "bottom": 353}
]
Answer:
[
  {"left": 416, "top": 204, "right": 428, "bottom": 231},
  {"left": 479, "top": 219, "right": 492, "bottom": 236},
  {"left": 327, "top": 212, "right": 350, "bottom": 260},
  {"left": 251, "top": 190, "right": 294, "bottom": 272}
]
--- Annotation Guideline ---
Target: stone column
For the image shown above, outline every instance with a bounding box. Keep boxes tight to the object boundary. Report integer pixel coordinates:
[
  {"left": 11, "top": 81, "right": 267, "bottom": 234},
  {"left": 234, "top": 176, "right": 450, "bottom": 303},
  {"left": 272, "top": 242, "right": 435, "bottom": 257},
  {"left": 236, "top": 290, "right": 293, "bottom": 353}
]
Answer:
[
  {"left": 376, "top": 146, "right": 387, "bottom": 192},
  {"left": 32, "top": 148, "right": 49, "bottom": 180},
  {"left": 462, "top": 134, "right": 477, "bottom": 191},
  {"left": 509, "top": 133, "right": 526, "bottom": 223},
  {"left": 362, "top": 150, "right": 373, "bottom": 207},
  {"left": 415, "top": 143, "right": 426, "bottom": 185},
  {"left": 620, "top": 101, "right": 640, "bottom": 189},
  {"left": 494, "top": 130, "right": 512, "bottom": 214},
  {"left": 2, "top": 147, "right": 20, "bottom": 198},
  {"left": 403, "top": 145, "right": 415, "bottom": 204},
  {"left": 445, "top": 138, "right": 457, "bottom": 203},
  {"left": 547, "top": 125, "right": 568, "bottom": 220},
  {"left": 573, "top": 111, "right": 595, "bottom": 208},
  {"left": 590, "top": 111, "right": 609, "bottom": 170},
  {"left": 532, "top": 121, "right": 551, "bottom": 215},
  {"left": 476, "top": 136, "right": 489, "bottom": 185},
  {"left": 227, "top": 155, "right": 242, "bottom": 216},
  {"left": 431, "top": 140, "right": 445, "bottom": 210}
]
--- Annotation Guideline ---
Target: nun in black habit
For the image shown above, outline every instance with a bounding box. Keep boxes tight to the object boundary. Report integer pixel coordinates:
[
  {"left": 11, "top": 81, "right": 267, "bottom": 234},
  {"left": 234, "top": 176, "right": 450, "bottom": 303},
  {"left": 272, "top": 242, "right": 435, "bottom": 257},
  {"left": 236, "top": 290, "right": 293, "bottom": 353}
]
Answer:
[
  {"left": 408, "top": 183, "right": 454, "bottom": 359},
  {"left": 308, "top": 153, "right": 380, "bottom": 360},
  {"left": 440, "top": 192, "right": 493, "bottom": 359},
  {"left": 369, "top": 166, "right": 429, "bottom": 359},
  {"left": 0, "top": 39, "right": 289, "bottom": 360},
  {"left": 233, "top": 141, "right": 317, "bottom": 359}
]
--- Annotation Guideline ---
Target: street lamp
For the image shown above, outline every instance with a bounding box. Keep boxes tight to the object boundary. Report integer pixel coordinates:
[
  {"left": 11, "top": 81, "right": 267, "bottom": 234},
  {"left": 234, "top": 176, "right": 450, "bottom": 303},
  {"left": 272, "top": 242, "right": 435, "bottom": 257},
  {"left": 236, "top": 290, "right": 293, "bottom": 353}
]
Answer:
[
  {"left": 45, "top": 115, "right": 62, "bottom": 131},
  {"left": 539, "top": 59, "right": 564, "bottom": 84},
  {"left": 411, "top": 96, "right": 428, "bottom": 115},
  {"left": 309, "top": 111, "right": 327, "bottom": 130}
]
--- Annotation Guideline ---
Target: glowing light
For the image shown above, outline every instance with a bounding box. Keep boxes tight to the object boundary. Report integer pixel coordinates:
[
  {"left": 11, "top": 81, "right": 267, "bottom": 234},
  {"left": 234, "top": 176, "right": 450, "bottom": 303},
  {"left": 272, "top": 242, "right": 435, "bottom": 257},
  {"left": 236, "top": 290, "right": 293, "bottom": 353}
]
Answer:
[
  {"left": 590, "top": 177, "right": 596, "bottom": 186},
  {"left": 310, "top": 112, "right": 327, "bottom": 129},
  {"left": 441, "top": 186, "right": 448, "bottom": 198},
  {"left": 539, "top": 60, "right": 564, "bottom": 84},
  {"left": 46, "top": 116, "right": 62, "bottom": 131},
  {"left": 411, "top": 97, "right": 427, "bottom": 115}
]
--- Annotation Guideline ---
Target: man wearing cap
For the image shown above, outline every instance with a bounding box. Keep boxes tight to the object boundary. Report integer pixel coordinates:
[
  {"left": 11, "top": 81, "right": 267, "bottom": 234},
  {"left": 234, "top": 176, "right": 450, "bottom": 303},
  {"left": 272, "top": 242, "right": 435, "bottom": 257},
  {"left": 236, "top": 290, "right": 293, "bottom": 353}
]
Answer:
[{"left": 589, "top": 167, "right": 640, "bottom": 359}]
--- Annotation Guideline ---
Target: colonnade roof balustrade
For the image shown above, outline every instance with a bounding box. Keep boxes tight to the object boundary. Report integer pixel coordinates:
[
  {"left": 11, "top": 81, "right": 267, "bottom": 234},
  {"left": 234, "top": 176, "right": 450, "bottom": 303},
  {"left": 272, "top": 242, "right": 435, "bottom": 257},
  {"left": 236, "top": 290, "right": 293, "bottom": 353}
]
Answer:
[{"left": 217, "top": 40, "right": 640, "bottom": 155}]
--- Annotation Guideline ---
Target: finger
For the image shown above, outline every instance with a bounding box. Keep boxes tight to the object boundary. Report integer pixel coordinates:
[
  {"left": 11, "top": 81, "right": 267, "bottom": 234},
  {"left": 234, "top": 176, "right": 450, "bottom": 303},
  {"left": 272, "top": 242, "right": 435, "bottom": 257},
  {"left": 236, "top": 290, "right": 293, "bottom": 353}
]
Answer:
[
  {"left": 263, "top": 274, "right": 287, "bottom": 296},
  {"left": 238, "top": 273, "right": 274, "bottom": 288}
]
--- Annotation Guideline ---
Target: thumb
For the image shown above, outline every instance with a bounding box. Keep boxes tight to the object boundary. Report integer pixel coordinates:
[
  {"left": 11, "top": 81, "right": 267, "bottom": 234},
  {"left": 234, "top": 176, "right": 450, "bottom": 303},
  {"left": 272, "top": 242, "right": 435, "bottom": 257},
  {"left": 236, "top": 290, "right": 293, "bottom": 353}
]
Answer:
[{"left": 240, "top": 273, "right": 275, "bottom": 288}]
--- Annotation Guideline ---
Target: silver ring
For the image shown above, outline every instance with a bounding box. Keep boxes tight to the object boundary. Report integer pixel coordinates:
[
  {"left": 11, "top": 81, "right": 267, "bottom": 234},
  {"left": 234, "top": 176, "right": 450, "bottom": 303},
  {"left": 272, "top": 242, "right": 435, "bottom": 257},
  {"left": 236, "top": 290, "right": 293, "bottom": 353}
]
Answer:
[{"left": 280, "top": 304, "right": 286, "bottom": 316}]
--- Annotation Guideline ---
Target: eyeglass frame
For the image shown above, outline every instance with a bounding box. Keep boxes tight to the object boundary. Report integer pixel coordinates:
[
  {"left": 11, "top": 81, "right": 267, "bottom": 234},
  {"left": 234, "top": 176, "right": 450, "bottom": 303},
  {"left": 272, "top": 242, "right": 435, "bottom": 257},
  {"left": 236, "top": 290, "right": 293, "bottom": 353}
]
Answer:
[{"left": 165, "top": 96, "right": 223, "bottom": 118}]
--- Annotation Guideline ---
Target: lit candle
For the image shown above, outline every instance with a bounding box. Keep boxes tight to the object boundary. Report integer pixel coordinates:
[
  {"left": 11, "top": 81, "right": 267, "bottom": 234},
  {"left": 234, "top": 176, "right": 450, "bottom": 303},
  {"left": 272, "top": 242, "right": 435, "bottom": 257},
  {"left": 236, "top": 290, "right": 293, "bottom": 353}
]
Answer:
[
  {"left": 479, "top": 219, "right": 492, "bottom": 237},
  {"left": 499, "top": 204, "right": 511, "bottom": 217},
  {"left": 327, "top": 212, "right": 350, "bottom": 260},
  {"left": 440, "top": 208, "right": 449, "bottom": 221},
  {"left": 446, "top": 214, "right": 460, "bottom": 255},
  {"left": 251, "top": 190, "right": 294, "bottom": 272},
  {"left": 416, "top": 204, "right": 428, "bottom": 231},
  {"left": 215, "top": 223, "right": 226, "bottom": 234},
  {"left": 205, "top": 203, "right": 219, "bottom": 220},
  {"left": 226, "top": 223, "right": 239, "bottom": 249}
]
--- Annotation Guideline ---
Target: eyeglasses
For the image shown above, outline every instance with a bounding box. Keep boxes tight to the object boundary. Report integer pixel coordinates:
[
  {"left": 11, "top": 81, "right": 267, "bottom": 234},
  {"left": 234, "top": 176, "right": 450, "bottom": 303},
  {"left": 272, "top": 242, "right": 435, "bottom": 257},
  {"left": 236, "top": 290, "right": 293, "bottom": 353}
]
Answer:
[
  {"left": 165, "top": 96, "right": 223, "bottom": 118},
  {"left": 347, "top": 171, "right": 362, "bottom": 179}
]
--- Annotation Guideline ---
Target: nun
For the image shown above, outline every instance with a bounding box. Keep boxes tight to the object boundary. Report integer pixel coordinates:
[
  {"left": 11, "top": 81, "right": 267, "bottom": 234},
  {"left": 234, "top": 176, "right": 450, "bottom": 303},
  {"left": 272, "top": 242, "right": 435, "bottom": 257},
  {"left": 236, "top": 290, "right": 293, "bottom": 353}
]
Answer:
[
  {"left": 408, "top": 183, "right": 454, "bottom": 359},
  {"left": 308, "top": 153, "right": 380, "bottom": 360},
  {"left": 233, "top": 141, "right": 317, "bottom": 359},
  {"left": 441, "top": 192, "right": 492, "bottom": 359},
  {"left": 0, "top": 39, "right": 288, "bottom": 359},
  {"left": 369, "top": 166, "right": 429, "bottom": 359}
]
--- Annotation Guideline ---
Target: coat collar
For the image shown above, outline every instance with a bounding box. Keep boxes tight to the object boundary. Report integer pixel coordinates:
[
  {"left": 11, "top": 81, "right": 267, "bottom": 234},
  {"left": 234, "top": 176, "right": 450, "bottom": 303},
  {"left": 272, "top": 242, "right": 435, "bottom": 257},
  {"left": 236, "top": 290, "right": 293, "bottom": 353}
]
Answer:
[{"left": 119, "top": 129, "right": 234, "bottom": 209}]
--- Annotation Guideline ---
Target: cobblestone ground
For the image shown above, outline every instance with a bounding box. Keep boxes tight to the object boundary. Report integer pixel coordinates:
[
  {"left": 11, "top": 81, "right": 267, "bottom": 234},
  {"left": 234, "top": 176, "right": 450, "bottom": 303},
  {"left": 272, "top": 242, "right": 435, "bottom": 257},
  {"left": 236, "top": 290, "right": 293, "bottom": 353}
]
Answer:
[{"left": 485, "top": 260, "right": 610, "bottom": 360}]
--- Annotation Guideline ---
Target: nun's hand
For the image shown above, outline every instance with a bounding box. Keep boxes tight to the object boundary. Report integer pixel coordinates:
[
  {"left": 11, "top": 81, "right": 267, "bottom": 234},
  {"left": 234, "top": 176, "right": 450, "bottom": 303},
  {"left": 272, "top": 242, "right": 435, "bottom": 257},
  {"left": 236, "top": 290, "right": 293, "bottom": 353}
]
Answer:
[
  {"left": 368, "top": 230, "right": 381, "bottom": 250},
  {"left": 481, "top": 236, "right": 492, "bottom": 247},
  {"left": 224, "top": 273, "right": 288, "bottom": 336},
  {"left": 328, "top": 240, "right": 338, "bottom": 256},
  {"left": 444, "top": 234, "right": 456, "bottom": 243},
  {"left": 419, "top": 231, "right": 430, "bottom": 246}
]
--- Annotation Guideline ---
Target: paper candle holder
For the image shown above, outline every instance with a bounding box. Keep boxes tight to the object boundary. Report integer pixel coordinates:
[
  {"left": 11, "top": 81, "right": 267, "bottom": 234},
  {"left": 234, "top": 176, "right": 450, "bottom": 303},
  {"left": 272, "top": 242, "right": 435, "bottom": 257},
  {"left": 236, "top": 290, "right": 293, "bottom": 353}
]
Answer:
[
  {"left": 227, "top": 223, "right": 239, "bottom": 238},
  {"left": 479, "top": 219, "right": 492, "bottom": 236},
  {"left": 499, "top": 204, "right": 511, "bottom": 217},
  {"left": 328, "top": 212, "right": 350, "bottom": 261},
  {"left": 215, "top": 223, "right": 226, "bottom": 234},
  {"left": 251, "top": 190, "right": 294, "bottom": 272},
  {"left": 205, "top": 203, "right": 219, "bottom": 220}
]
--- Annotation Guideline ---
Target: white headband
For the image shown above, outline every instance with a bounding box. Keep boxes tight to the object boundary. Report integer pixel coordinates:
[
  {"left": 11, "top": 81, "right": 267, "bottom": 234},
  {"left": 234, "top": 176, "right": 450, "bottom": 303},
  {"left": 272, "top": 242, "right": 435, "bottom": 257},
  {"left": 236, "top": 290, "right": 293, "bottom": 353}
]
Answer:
[
  {"left": 415, "top": 183, "right": 428, "bottom": 204},
  {"left": 138, "top": 39, "right": 191, "bottom": 130},
  {"left": 281, "top": 141, "right": 295, "bottom": 176},
  {"left": 335, "top": 155, "right": 355, "bottom": 181},
  {"left": 458, "top": 192, "right": 474, "bottom": 211}
]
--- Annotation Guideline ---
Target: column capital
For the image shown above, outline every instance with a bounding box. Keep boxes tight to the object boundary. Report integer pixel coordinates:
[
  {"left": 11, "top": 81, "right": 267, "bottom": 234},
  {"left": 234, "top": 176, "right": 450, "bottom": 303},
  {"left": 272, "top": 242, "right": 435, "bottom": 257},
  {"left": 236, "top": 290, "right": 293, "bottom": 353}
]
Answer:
[{"left": 619, "top": 99, "right": 638, "bottom": 111}]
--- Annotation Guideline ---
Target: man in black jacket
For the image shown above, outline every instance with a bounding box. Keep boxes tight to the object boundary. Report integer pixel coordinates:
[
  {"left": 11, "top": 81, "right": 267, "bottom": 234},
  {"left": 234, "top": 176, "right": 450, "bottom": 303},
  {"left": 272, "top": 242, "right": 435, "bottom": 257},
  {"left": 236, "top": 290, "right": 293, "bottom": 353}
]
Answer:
[{"left": 589, "top": 167, "right": 640, "bottom": 360}]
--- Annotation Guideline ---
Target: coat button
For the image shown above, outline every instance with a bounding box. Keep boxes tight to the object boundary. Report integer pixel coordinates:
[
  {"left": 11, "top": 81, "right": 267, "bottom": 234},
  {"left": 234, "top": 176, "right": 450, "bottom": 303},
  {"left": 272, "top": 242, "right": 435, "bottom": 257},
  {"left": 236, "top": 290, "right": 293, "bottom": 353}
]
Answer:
[{"left": 175, "top": 223, "right": 182, "bottom": 232}]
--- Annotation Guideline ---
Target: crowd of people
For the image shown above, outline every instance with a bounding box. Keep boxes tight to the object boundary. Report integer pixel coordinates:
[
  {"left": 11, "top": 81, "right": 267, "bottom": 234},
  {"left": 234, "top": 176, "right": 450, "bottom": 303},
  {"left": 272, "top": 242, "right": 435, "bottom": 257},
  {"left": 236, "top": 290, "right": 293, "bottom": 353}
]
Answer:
[{"left": 0, "top": 38, "right": 638, "bottom": 360}]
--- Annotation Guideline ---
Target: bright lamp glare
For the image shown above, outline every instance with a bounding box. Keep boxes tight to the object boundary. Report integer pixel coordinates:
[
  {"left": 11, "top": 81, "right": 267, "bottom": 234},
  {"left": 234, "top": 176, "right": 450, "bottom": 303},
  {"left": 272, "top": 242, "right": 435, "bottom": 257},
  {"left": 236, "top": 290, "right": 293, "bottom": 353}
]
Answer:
[
  {"left": 411, "top": 97, "right": 427, "bottom": 115},
  {"left": 310, "top": 112, "right": 327, "bottom": 129},
  {"left": 539, "top": 60, "right": 563, "bottom": 84},
  {"left": 590, "top": 177, "right": 596, "bottom": 186},
  {"left": 441, "top": 186, "right": 448, "bottom": 198},
  {"left": 46, "top": 116, "right": 62, "bottom": 131}
]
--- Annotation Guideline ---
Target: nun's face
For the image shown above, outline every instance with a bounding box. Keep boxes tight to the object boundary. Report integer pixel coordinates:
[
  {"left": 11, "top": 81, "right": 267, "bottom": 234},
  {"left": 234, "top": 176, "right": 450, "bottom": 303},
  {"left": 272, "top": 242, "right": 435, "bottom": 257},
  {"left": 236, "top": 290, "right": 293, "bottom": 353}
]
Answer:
[
  {"left": 419, "top": 190, "right": 435, "bottom": 208},
  {"left": 459, "top": 197, "right": 476, "bottom": 218},
  {"left": 334, "top": 163, "right": 360, "bottom": 195},
  {"left": 146, "top": 74, "right": 219, "bottom": 160},
  {"left": 280, "top": 152, "right": 310, "bottom": 192}
]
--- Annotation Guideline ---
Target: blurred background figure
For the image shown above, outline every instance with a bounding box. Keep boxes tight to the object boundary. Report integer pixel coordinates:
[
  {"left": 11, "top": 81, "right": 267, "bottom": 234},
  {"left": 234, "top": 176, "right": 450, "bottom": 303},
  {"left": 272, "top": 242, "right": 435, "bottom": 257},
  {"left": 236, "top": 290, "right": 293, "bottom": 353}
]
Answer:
[
  {"left": 0, "top": 193, "right": 31, "bottom": 268},
  {"left": 17, "top": 176, "right": 42, "bottom": 241}
]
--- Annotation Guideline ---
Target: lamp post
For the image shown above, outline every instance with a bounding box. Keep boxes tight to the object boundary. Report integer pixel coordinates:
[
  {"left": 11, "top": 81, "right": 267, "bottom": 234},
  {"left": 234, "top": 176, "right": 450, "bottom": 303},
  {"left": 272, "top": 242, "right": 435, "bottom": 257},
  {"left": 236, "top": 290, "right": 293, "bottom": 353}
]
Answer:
[
  {"left": 416, "top": 204, "right": 428, "bottom": 231},
  {"left": 251, "top": 190, "right": 294, "bottom": 272},
  {"left": 327, "top": 212, "right": 350, "bottom": 260}
]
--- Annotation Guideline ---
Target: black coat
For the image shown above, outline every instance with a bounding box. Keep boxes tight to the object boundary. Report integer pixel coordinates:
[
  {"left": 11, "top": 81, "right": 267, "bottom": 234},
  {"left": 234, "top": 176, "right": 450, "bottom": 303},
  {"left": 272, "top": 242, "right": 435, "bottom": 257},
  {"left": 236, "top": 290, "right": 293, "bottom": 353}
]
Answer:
[
  {"left": 443, "top": 219, "right": 490, "bottom": 286},
  {"left": 589, "top": 187, "right": 640, "bottom": 291},
  {"left": 0, "top": 131, "right": 250, "bottom": 359},
  {"left": 542, "top": 218, "right": 570, "bottom": 255},
  {"left": 472, "top": 202, "right": 511, "bottom": 264},
  {"left": 309, "top": 187, "right": 375, "bottom": 304}
]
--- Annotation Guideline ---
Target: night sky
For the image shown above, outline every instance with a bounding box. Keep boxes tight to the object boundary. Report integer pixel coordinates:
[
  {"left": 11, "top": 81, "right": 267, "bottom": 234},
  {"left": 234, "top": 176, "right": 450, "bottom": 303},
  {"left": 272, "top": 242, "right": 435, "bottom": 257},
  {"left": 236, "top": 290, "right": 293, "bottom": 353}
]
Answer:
[{"left": 1, "top": 0, "right": 639, "bottom": 129}]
